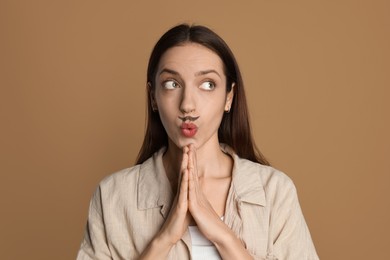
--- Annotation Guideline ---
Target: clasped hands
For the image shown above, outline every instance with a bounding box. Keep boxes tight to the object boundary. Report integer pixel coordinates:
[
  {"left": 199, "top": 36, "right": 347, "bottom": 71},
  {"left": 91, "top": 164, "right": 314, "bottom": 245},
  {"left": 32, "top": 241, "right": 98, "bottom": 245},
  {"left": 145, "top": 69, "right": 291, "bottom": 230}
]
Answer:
[{"left": 158, "top": 144, "right": 227, "bottom": 247}]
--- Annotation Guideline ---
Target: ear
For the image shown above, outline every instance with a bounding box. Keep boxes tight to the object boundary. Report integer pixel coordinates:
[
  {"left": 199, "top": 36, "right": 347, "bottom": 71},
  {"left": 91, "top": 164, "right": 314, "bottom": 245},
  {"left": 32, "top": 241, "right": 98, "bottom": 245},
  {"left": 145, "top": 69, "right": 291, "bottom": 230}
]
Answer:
[
  {"left": 148, "top": 82, "right": 158, "bottom": 112},
  {"left": 225, "top": 83, "right": 235, "bottom": 112}
]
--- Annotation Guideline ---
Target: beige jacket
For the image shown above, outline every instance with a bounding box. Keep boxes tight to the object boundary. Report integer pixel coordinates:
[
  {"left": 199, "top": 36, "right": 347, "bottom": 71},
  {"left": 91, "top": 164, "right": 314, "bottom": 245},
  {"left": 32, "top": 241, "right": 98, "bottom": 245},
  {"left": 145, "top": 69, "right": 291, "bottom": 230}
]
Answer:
[{"left": 77, "top": 145, "right": 319, "bottom": 260}]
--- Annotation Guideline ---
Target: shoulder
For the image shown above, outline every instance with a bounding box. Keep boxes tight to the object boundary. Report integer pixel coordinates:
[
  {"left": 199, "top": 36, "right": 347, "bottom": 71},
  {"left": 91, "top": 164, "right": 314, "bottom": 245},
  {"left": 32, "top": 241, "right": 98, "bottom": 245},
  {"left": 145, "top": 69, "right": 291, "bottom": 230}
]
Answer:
[
  {"left": 100, "top": 164, "right": 140, "bottom": 186},
  {"left": 234, "top": 156, "right": 296, "bottom": 191},
  {"left": 221, "top": 144, "right": 295, "bottom": 192},
  {"left": 93, "top": 165, "right": 141, "bottom": 202},
  {"left": 95, "top": 150, "right": 164, "bottom": 199},
  {"left": 233, "top": 156, "right": 299, "bottom": 208}
]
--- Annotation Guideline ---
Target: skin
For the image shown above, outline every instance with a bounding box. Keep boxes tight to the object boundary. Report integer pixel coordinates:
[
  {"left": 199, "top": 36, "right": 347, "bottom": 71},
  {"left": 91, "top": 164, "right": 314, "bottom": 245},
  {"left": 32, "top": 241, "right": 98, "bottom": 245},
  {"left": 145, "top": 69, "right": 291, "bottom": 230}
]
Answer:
[{"left": 139, "top": 43, "right": 252, "bottom": 259}]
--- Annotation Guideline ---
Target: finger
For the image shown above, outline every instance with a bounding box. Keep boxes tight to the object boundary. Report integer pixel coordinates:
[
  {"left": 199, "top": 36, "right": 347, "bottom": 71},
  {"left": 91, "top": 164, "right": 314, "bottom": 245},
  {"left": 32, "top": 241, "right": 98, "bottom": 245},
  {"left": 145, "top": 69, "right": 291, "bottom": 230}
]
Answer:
[
  {"left": 176, "top": 147, "right": 189, "bottom": 207},
  {"left": 188, "top": 146, "right": 200, "bottom": 191},
  {"left": 177, "top": 147, "right": 189, "bottom": 193},
  {"left": 188, "top": 147, "right": 195, "bottom": 182},
  {"left": 191, "top": 145, "right": 199, "bottom": 179},
  {"left": 177, "top": 169, "right": 189, "bottom": 209},
  {"left": 188, "top": 148, "right": 198, "bottom": 205},
  {"left": 180, "top": 146, "right": 189, "bottom": 173},
  {"left": 187, "top": 145, "right": 194, "bottom": 171}
]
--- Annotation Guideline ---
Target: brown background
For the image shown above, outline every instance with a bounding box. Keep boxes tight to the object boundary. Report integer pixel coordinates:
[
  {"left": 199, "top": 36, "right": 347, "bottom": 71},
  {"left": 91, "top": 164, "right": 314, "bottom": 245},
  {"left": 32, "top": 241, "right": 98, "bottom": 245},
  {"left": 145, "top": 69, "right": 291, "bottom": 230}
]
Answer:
[{"left": 1, "top": 0, "right": 389, "bottom": 259}]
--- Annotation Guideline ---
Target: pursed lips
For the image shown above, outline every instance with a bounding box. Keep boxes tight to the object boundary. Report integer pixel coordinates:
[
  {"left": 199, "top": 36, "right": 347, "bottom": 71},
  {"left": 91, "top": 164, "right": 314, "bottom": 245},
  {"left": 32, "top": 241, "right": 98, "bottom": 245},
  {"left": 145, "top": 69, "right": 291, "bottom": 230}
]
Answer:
[{"left": 179, "top": 116, "right": 199, "bottom": 137}]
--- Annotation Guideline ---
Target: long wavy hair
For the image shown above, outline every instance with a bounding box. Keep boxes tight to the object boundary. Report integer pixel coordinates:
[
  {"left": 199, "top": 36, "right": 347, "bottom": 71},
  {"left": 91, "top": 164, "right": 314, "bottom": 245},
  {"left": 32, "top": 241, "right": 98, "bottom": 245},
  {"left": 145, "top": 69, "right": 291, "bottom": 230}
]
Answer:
[{"left": 136, "top": 24, "right": 269, "bottom": 166}]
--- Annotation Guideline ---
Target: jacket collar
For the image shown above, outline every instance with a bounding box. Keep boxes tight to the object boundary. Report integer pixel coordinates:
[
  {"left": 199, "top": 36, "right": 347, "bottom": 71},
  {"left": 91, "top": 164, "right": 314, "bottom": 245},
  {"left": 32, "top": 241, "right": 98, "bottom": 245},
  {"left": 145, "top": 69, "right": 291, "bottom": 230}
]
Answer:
[{"left": 220, "top": 144, "right": 267, "bottom": 207}]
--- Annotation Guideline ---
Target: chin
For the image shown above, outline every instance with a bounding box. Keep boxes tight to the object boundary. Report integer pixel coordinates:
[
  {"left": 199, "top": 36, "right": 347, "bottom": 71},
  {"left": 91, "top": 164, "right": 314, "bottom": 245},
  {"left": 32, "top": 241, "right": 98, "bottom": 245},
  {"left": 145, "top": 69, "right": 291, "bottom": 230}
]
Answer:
[
  {"left": 171, "top": 138, "right": 198, "bottom": 150},
  {"left": 181, "top": 141, "right": 197, "bottom": 149}
]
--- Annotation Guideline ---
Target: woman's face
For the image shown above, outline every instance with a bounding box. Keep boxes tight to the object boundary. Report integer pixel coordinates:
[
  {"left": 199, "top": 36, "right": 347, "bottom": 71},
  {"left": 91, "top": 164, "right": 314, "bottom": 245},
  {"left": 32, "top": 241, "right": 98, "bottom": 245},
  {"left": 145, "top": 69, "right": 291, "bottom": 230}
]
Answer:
[{"left": 153, "top": 43, "right": 233, "bottom": 150}]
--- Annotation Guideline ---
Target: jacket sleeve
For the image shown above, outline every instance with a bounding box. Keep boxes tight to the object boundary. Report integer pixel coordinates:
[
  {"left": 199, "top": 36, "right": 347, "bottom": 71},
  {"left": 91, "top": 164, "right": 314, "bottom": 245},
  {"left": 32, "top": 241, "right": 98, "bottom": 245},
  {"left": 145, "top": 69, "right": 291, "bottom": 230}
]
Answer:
[
  {"left": 76, "top": 186, "right": 112, "bottom": 260},
  {"left": 268, "top": 178, "right": 319, "bottom": 260}
]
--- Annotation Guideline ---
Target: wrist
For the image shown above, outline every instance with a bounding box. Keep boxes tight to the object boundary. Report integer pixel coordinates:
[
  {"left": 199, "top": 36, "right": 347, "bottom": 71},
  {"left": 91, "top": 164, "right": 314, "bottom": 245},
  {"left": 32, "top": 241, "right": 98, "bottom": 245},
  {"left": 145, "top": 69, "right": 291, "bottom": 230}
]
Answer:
[
  {"left": 139, "top": 232, "right": 175, "bottom": 260},
  {"left": 213, "top": 230, "right": 253, "bottom": 260},
  {"left": 213, "top": 228, "right": 236, "bottom": 247},
  {"left": 153, "top": 231, "right": 176, "bottom": 250}
]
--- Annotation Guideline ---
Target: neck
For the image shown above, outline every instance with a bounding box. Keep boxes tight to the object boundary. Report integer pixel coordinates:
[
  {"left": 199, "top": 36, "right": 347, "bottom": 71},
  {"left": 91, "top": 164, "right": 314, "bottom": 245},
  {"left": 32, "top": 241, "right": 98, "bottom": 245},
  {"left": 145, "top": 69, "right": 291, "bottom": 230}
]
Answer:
[{"left": 163, "top": 140, "right": 232, "bottom": 189}]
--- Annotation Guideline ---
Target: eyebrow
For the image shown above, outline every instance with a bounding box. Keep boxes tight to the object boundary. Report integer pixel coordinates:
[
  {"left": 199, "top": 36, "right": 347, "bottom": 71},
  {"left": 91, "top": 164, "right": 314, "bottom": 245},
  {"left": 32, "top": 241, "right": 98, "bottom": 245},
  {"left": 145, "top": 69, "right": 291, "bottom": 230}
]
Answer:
[
  {"left": 195, "top": 69, "right": 221, "bottom": 79},
  {"left": 159, "top": 68, "right": 221, "bottom": 79},
  {"left": 159, "top": 68, "right": 179, "bottom": 76}
]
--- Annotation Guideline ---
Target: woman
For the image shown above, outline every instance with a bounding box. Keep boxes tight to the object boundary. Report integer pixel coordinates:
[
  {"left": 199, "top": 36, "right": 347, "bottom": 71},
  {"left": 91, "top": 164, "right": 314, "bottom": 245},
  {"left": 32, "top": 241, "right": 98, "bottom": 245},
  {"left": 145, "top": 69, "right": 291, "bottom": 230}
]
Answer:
[{"left": 77, "top": 24, "right": 319, "bottom": 260}]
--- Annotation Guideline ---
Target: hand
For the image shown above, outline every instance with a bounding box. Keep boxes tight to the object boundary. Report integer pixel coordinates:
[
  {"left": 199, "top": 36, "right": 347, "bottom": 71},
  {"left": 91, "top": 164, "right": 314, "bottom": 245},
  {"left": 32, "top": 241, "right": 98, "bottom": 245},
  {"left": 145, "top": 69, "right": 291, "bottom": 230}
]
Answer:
[
  {"left": 185, "top": 145, "right": 253, "bottom": 260},
  {"left": 139, "top": 147, "right": 192, "bottom": 259},
  {"left": 155, "top": 146, "right": 191, "bottom": 246},
  {"left": 186, "top": 144, "right": 227, "bottom": 243}
]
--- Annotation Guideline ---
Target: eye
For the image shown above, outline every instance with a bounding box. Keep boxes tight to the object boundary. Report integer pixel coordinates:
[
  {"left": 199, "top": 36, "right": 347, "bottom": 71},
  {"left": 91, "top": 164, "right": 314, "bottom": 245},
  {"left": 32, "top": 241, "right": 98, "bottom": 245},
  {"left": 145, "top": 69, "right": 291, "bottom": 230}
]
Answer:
[
  {"left": 200, "top": 81, "right": 215, "bottom": 91},
  {"left": 162, "top": 80, "right": 180, "bottom": 89}
]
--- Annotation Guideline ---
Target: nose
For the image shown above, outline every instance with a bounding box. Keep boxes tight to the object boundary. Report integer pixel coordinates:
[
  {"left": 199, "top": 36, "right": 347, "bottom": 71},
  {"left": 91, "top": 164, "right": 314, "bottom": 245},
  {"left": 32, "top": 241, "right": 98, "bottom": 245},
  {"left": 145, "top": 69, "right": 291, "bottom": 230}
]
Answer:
[{"left": 179, "top": 86, "right": 196, "bottom": 114}]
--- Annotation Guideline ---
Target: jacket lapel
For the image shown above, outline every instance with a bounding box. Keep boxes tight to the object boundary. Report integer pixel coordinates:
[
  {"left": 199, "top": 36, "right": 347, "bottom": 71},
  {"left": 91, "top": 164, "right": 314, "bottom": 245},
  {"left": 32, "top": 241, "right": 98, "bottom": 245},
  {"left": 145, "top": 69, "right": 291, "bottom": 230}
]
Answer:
[
  {"left": 137, "top": 148, "right": 173, "bottom": 218},
  {"left": 222, "top": 144, "right": 268, "bottom": 255},
  {"left": 137, "top": 148, "right": 191, "bottom": 258}
]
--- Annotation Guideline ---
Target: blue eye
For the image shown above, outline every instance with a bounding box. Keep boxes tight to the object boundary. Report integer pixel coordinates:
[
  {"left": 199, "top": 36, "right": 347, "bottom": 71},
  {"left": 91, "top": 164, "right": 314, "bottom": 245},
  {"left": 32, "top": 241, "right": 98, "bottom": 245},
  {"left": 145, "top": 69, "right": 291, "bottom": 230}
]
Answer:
[
  {"left": 163, "top": 80, "right": 179, "bottom": 89},
  {"left": 200, "top": 81, "right": 215, "bottom": 90}
]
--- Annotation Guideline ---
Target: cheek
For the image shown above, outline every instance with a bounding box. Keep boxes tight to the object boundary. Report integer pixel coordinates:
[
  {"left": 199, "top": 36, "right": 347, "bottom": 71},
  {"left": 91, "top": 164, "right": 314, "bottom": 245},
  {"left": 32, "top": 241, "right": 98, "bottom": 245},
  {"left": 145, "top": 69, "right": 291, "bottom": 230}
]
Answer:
[
  {"left": 158, "top": 106, "right": 174, "bottom": 125},
  {"left": 198, "top": 100, "right": 226, "bottom": 128},
  {"left": 155, "top": 92, "right": 175, "bottom": 114},
  {"left": 155, "top": 100, "right": 177, "bottom": 130},
  {"left": 200, "top": 93, "right": 227, "bottom": 114}
]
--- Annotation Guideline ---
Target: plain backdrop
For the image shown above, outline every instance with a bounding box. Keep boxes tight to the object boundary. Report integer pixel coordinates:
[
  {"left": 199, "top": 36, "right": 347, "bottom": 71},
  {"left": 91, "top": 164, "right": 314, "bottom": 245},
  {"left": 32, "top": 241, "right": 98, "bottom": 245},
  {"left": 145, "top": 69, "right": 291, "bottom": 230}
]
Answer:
[{"left": 1, "top": 0, "right": 389, "bottom": 259}]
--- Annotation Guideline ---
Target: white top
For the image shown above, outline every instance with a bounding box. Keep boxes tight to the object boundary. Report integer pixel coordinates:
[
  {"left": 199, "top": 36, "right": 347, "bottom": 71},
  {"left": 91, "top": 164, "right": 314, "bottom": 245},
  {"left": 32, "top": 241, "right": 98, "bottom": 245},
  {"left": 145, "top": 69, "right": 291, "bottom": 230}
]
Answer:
[{"left": 188, "top": 225, "right": 222, "bottom": 260}]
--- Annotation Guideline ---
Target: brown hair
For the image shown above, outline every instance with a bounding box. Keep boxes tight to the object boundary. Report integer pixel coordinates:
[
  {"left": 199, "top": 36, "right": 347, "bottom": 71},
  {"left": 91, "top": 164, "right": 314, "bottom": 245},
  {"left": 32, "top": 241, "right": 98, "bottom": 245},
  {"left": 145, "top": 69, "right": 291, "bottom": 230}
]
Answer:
[{"left": 136, "top": 24, "right": 269, "bottom": 166}]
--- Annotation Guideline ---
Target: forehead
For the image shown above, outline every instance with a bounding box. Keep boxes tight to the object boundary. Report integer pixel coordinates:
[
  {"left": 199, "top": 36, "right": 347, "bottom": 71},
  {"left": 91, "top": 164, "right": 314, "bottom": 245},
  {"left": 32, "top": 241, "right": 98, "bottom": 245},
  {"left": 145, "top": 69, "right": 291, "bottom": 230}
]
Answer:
[{"left": 157, "top": 43, "right": 225, "bottom": 75}]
